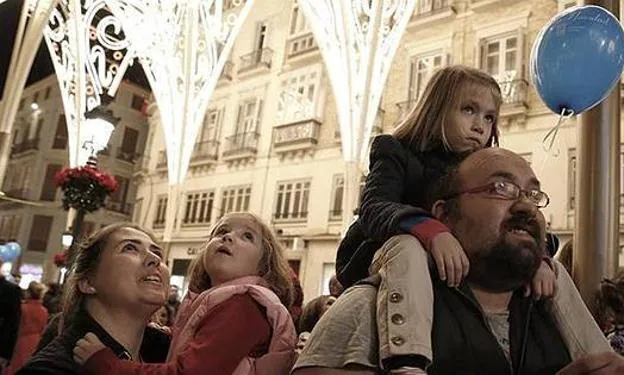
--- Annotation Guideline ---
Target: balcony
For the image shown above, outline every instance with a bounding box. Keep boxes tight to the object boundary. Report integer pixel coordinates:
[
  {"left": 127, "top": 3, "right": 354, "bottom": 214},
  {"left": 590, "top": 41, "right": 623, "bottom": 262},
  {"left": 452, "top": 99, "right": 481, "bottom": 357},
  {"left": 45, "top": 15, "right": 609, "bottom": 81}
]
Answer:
[
  {"left": 273, "top": 119, "right": 321, "bottom": 156},
  {"left": 273, "top": 211, "right": 308, "bottom": 223},
  {"left": 10, "top": 138, "right": 39, "bottom": 157},
  {"left": 286, "top": 32, "right": 319, "bottom": 60},
  {"left": 222, "top": 132, "right": 259, "bottom": 163},
  {"left": 190, "top": 140, "right": 219, "bottom": 165},
  {"left": 219, "top": 61, "right": 234, "bottom": 81},
  {"left": 3, "top": 188, "right": 30, "bottom": 200},
  {"left": 238, "top": 48, "right": 272, "bottom": 75},
  {"left": 156, "top": 150, "right": 167, "bottom": 170},
  {"left": 106, "top": 200, "right": 133, "bottom": 216},
  {"left": 133, "top": 155, "right": 150, "bottom": 177},
  {"left": 116, "top": 147, "right": 139, "bottom": 164},
  {"left": 498, "top": 79, "right": 529, "bottom": 122},
  {"left": 328, "top": 210, "right": 343, "bottom": 222},
  {"left": 410, "top": 0, "right": 456, "bottom": 27}
]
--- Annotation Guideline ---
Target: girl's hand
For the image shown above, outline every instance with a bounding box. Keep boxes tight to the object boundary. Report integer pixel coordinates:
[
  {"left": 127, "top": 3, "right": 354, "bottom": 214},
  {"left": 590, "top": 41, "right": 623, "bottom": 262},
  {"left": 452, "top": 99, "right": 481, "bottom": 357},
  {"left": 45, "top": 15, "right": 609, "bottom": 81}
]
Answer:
[
  {"left": 430, "top": 232, "right": 469, "bottom": 287},
  {"left": 526, "top": 259, "right": 556, "bottom": 299},
  {"left": 73, "top": 332, "right": 105, "bottom": 365}
]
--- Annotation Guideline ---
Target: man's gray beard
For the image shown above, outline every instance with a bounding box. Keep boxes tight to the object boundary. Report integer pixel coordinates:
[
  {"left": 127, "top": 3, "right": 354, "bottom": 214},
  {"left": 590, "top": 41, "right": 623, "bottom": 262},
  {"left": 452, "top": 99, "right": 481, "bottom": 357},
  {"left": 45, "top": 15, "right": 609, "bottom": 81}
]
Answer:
[{"left": 466, "top": 239, "right": 542, "bottom": 293}]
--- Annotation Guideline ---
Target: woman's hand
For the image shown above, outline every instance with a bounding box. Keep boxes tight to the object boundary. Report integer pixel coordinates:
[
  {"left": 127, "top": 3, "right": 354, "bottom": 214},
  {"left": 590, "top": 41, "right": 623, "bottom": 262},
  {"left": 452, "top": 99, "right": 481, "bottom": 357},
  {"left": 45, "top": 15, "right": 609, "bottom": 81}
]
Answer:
[{"left": 73, "top": 332, "right": 105, "bottom": 365}]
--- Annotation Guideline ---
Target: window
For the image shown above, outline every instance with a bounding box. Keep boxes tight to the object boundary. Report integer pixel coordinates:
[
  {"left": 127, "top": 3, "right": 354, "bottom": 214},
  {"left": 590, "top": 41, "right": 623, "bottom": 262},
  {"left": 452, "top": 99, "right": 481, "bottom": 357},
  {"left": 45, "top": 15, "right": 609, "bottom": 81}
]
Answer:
[
  {"left": 131, "top": 94, "right": 144, "bottom": 111},
  {"left": 329, "top": 175, "right": 344, "bottom": 221},
  {"left": 154, "top": 195, "right": 168, "bottom": 227},
  {"left": 277, "top": 70, "right": 318, "bottom": 124},
  {"left": 171, "top": 259, "right": 192, "bottom": 296},
  {"left": 44, "top": 87, "right": 51, "bottom": 100},
  {"left": 417, "top": 0, "right": 449, "bottom": 15},
  {"left": 480, "top": 35, "right": 520, "bottom": 81},
  {"left": 52, "top": 115, "right": 68, "bottom": 149},
  {"left": 568, "top": 149, "right": 576, "bottom": 210},
  {"left": 40, "top": 164, "right": 62, "bottom": 201},
  {"left": 28, "top": 215, "right": 53, "bottom": 252},
  {"left": 0, "top": 215, "right": 22, "bottom": 241},
  {"left": 183, "top": 190, "right": 215, "bottom": 225},
  {"left": 274, "top": 180, "right": 310, "bottom": 221},
  {"left": 235, "top": 98, "right": 262, "bottom": 134},
  {"left": 220, "top": 185, "right": 251, "bottom": 217},
  {"left": 110, "top": 176, "right": 129, "bottom": 205},
  {"left": 289, "top": 0, "right": 309, "bottom": 36},
  {"left": 199, "top": 109, "right": 222, "bottom": 143},
  {"left": 119, "top": 127, "right": 139, "bottom": 162},
  {"left": 408, "top": 53, "right": 446, "bottom": 102},
  {"left": 255, "top": 22, "right": 269, "bottom": 52}
]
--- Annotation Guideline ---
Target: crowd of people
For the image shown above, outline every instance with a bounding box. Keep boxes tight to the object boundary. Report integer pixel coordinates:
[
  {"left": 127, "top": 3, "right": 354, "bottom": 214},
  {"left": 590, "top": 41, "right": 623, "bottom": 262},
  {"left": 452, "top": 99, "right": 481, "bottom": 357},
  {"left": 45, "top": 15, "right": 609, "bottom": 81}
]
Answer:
[{"left": 0, "top": 65, "right": 623, "bottom": 374}]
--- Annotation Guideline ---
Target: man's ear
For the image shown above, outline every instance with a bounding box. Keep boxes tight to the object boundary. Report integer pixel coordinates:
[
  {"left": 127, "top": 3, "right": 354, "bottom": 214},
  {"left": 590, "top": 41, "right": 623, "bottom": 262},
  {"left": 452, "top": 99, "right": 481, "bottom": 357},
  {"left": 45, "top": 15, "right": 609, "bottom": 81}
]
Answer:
[
  {"left": 431, "top": 200, "right": 448, "bottom": 222},
  {"left": 78, "top": 279, "right": 96, "bottom": 295}
]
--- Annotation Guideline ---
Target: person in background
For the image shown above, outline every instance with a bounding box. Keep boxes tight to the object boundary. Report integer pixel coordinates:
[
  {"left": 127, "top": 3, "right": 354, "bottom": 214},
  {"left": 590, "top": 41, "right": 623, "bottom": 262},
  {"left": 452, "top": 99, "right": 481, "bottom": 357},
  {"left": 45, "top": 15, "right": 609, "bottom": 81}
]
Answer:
[
  {"left": 298, "top": 296, "right": 336, "bottom": 335},
  {"left": 595, "top": 272, "right": 624, "bottom": 355},
  {"left": 150, "top": 305, "right": 174, "bottom": 329},
  {"left": 0, "top": 257, "right": 22, "bottom": 374},
  {"left": 73, "top": 212, "right": 297, "bottom": 375},
  {"left": 328, "top": 276, "right": 344, "bottom": 298},
  {"left": 290, "top": 274, "right": 304, "bottom": 329},
  {"left": 17, "top": 223, "right": 171, "bottom": 375},
  {"left": 5, "top": 282, "right": 49, "bottom": 375},
  {"left": 166, "top": 286, "right": 180, "bottom": 319},
  {"left": 42, "top": 283, "right": 62, "bottom": 316}
]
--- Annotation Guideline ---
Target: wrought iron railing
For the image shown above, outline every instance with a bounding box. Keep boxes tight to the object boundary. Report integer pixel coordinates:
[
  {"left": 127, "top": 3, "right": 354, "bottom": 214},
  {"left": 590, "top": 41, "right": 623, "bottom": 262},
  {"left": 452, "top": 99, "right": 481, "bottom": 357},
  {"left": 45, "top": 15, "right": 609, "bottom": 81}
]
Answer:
[
  {"left": 191, "top": 140, "right": 219, "bottom": 161},
  {"left": 223, "top": 132, "right": 260, "bottom": 156},
  {"left": 239, "top": 48, "right": 273, "bottom": 73}
]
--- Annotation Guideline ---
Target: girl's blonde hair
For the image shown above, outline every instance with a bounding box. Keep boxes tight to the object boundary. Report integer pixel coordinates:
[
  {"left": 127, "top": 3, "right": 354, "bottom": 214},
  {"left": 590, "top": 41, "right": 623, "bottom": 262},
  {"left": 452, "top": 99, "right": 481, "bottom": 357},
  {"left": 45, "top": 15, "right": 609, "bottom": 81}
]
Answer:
[
  {"left": 187, "top": 212, "right": 294, "bottom": 309},
  {"left": 59, "top": 223, "right": 158, "bottom": 333},
  {"left": 393, "top": 65, "right": 502, "bottom": 152}
]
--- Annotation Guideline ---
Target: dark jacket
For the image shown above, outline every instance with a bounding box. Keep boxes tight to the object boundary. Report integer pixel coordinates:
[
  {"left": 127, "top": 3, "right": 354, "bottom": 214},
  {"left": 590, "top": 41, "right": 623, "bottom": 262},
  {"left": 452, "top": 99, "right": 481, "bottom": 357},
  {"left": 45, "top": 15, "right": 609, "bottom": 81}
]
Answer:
[
  {"left": 0, "top": 277, "right": 22, "bottom": 362},
  {"left": 430, "top": 279, "right": 571, "bottom": 375},
  {"left": 16, "top": 310, "right": 170, "bottom": 375},
  {"left": 337, "top": 135, "right": 462, "bottom": 287}
]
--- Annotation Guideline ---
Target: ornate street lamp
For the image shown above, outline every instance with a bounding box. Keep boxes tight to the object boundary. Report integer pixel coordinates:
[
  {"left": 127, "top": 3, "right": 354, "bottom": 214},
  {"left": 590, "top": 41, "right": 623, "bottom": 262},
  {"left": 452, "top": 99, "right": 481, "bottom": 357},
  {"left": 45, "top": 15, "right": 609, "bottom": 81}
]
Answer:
[
  {"left": 298, "top": 0, "right": 416, "bottom": 229},
  {"left": 105, "top": 0, "right": 254, "bottom": 250}
]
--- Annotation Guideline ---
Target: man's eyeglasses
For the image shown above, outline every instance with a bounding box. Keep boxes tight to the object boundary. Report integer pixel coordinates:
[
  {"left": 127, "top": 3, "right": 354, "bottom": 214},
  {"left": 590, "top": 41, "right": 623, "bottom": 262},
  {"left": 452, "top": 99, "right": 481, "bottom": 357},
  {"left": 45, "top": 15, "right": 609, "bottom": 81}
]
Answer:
[{"left": 444, "top": 180, "right": 550, "bottom": 208}]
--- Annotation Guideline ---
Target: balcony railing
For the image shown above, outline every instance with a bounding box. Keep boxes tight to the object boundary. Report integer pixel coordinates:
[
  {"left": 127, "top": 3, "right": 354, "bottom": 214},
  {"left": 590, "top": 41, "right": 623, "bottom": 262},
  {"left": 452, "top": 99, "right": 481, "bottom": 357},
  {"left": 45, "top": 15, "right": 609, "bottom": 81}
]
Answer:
[
  {"left": 220, "top": 61, "right": 234, "bottom": 81},
  {"left": 273, "top": 211, "right": 308, "bottom": 221},
  {"left": 106, "top": 200, "right": 133, "bottom": 215},
  {"left": 238, "top": 48, "right": 272, "bottom": 73},
  {"left": 4, "top": 188, "right": 29, "bottom": 200},
  {"left": 116, "top": 147, "right": 139, "bottom": 164},
  {"left": 133, "top": 155, "right": 150, "bottom": 174},
  {"left": 191, "top": 140, "right": 219, "bottom": 162},
  {"left": 286, "top": 32, "right": 318, "bottom": 58},
  {"left": 10, "top": 138, "right": 39, "bottom": 156},
  {"left": 499, "top": 79, "right": 529, "bottom": 107},
  {"left": 274, "top": 119, "right": 320, "bottom": 148},
  {"left": 156, "top": 151, "right": 167, "bottom": 169},
  {"left": 413, "top": 0, "right": 452, "bottom": 18},
  {"left": 223, "top": 132, "right": 260, "bottom": 157}
]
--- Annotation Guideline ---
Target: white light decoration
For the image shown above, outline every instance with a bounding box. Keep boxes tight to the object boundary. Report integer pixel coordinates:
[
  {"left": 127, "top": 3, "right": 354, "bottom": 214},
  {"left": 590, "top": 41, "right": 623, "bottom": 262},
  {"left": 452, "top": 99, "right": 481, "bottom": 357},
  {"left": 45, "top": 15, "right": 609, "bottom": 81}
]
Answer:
[
  {"left": 298, "top": 0, "right": 416, "bottom": 227},
  {"left": 105, "top": 0, "right": 253, "bottom": 243},
  {"left": 43, "top": 0, "right": 135, "bottom": 167},
  {"left": 0, "top": 0, "right": 56, "bottom": 189},
  {"left": 80, "top": 117, "right": 115, "bottom": 164}
]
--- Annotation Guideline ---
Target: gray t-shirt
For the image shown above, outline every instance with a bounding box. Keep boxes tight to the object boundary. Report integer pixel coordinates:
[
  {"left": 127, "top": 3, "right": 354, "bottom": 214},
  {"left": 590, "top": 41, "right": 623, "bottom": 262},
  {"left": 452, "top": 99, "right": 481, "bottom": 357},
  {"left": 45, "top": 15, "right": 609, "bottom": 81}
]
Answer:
[{"left": 292, "top": 284, "right": 380, "bottom": 373}]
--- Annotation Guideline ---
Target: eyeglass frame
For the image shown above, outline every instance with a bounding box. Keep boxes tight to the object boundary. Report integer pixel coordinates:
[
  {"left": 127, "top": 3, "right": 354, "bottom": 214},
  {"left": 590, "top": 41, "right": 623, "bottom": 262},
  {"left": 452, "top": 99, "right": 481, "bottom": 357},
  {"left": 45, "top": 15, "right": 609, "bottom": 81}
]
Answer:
[{"left": 442, "top": 180, "right": 550, "bottom": 208}]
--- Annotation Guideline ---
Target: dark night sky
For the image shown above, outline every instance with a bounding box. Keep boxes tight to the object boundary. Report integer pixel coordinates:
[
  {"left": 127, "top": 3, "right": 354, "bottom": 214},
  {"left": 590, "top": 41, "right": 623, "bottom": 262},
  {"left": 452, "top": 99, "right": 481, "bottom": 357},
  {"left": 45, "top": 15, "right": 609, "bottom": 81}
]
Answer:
[{"left": 0, "top": 0, "right": 149, "bottom": 100}]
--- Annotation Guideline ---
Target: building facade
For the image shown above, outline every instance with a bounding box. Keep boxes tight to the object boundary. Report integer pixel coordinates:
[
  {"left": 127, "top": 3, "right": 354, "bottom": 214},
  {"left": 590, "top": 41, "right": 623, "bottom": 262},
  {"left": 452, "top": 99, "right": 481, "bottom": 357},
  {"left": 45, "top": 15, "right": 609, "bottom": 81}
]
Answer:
[
  {"left": 0, "top": 75, "right": 151, "bottom": 286},
  {"left": 139, "top": 0, "right": 623, "bottom": 302}
]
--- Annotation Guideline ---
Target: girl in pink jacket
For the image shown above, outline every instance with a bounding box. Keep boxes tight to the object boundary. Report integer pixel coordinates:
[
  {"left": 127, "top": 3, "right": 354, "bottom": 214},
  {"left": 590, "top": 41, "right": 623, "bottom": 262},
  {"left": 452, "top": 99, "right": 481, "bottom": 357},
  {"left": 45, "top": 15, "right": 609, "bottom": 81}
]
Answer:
[{"left": 73, "top": 212, "right": 297, "bottom": 375}]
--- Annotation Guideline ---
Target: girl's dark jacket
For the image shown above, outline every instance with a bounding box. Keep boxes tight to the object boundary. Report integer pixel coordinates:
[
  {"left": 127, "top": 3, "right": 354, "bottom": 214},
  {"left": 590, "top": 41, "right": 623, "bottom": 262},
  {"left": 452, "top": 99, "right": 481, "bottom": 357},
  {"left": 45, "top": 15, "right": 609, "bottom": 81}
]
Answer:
[
  {"left": 336, "top": 134, "right": 462, "bottom": 288},
  {"left": 16, "top": 310, "right": 170, "bottom": 375}
]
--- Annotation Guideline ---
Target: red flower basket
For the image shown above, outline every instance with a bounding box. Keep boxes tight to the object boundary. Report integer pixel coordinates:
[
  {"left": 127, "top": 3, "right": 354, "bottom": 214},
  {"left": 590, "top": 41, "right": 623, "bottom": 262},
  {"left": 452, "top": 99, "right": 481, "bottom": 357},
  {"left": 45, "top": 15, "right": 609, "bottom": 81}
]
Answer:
[
  {"left": 53, "top": 251, "right": 68, "bottom": 268},
  {"left": 54, "top": 166, "right": 118, "bottom": 213}
]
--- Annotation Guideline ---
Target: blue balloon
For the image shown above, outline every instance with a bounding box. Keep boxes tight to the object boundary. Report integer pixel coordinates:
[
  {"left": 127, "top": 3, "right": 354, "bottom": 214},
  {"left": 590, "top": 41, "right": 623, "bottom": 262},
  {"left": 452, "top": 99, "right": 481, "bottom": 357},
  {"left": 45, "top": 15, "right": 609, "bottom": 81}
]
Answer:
[
  {"left": 5, "top": 241, "right": 21, "bottom": 260},
  {"left": 0, "top": 244, "right": 13, "bottom": 262},
  {"left": 530, "top": 6, "right": 624, "bottom": 114}
]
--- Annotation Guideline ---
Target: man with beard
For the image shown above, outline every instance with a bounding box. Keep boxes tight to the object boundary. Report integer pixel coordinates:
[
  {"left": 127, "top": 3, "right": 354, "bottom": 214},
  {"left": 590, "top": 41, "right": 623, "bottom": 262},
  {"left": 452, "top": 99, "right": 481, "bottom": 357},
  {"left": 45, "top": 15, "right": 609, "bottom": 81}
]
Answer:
[{"left": 293, "top": 148, "right": 622, "bottom": 375}]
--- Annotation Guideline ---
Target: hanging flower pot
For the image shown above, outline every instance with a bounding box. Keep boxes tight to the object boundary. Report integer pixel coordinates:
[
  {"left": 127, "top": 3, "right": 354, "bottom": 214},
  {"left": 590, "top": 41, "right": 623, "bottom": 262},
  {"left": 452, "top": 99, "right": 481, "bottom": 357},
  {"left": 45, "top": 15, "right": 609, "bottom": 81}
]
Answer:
[{"left": 54, "top": 166, "right": 118, "bottom": 213}]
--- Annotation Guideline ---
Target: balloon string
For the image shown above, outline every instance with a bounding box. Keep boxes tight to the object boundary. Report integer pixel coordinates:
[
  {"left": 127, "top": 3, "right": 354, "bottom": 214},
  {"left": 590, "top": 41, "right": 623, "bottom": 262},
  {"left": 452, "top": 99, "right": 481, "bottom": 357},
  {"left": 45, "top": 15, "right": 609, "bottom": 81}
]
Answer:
[{"left": 542, "top": 108, "right": 575, "bottom": 154}]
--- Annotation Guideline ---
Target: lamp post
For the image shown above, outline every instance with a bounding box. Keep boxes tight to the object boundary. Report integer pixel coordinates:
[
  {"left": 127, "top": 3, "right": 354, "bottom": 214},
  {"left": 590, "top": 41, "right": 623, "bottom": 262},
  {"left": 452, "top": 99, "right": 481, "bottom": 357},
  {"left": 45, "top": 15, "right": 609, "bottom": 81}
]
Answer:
[{"left": 65, "top": 103, "right": 120, "bottom": 262}]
